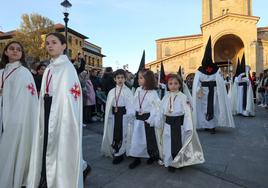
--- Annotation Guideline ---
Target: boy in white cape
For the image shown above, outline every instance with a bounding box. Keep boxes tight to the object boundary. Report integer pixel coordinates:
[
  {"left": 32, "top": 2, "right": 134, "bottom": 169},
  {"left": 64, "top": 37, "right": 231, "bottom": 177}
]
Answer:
[{"left": 101, "top": 69, "right": 134, "bottom": 164}]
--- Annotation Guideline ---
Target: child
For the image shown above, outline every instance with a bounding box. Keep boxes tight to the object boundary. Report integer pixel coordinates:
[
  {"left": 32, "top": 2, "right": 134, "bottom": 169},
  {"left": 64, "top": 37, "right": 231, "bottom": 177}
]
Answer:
[
  {"left": 160, "top": 74, "right": 204, "bottom": 172},
  {"left": 28, "top": 33, "right": 84, "bottom": 188},
  {"left": 128, "top": 69, "right": 161, "bottom": 169},
  {"left": 0, "top": 41, "right": 38, "bottom": 188},
  {"left": 101, "top": 69, "right": 134, "bottom": 164}
]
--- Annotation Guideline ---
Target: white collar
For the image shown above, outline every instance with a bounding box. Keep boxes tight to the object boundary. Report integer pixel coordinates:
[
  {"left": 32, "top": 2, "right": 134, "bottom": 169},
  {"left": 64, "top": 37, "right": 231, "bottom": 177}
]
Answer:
[
  {"left": 49, "top": 54, "right": 69, "bottom": 67},
  {"left": 5, "top": 61, "right": 21, "bottom": 70}
]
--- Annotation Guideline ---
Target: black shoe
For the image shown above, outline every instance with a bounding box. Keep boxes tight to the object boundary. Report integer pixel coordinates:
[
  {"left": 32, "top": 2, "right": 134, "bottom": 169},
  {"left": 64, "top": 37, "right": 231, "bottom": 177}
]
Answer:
[
  {"left": 146, "top": 158, "right": 155, "bottom": 165},
  {"left": 129, "top": 158, "right": 141, "bottom": 169},
  {"left": 210, "top": 128, "right": 216, "bottom": 134},
  {"left": 204, "top": 128, "right": 210, "bottom": 131},
  {"left": 112, "top": 155, "right": 124, "bottom": 165},
  {"left": 168, "top": 166, "right": 176, "bottom": 172},
  {"left": 83, "top": 164, "right": 91, "bottom": 182}
]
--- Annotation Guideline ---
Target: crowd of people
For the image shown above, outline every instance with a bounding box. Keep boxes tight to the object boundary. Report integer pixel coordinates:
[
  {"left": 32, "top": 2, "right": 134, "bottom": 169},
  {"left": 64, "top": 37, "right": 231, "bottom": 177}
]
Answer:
[{"left": 0, "top": 32, "right": 267, "bottom": 188}]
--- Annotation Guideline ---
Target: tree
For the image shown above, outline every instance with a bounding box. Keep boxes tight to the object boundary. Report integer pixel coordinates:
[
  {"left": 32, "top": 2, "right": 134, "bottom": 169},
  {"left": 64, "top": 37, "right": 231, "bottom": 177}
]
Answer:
[{"left": 15, "top": 13, "right": 55, "bottom": 62}]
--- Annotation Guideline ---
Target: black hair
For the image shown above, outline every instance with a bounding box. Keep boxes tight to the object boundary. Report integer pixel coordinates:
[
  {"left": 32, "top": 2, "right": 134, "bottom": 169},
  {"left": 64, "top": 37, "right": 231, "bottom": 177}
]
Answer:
[
  {"left": 0, "top": 41, "right": 27, "bottom": 69},
  {"left": 46, "top": 32, "right": 67, "bottom": 53},
  {"left": 167, "top": 74, "right": 183, "bottom": 91},
  {"left": 105, "top": 67, "right": 113, "bottom": 73},
  {"left": 36, "top": 63, "right": 46, "bottom": 71},
  {"left": 113, "top": 69, "right": 126, "bottom": 79},
  {"left": 139, "top": 69, "right": 157, "bottom": 90}
]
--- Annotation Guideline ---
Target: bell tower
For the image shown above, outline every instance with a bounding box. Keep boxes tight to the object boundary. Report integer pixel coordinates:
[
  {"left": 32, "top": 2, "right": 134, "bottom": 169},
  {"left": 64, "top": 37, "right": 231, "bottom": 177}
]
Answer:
[{"left": 202, "top": 0, "right": 252, "bottom": 23}]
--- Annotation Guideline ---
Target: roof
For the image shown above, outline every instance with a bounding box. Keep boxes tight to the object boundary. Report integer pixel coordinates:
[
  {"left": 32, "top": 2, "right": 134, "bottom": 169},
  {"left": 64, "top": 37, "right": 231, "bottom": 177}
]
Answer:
[
  {"left": 82, "top": 47, "right": 106, "bottom": 57},
  {"left": 0, "top": 30, "right": 16, "bottom": 39},
  {"left": 156, "top": 34, "right": 202, "bottom": 42},
  {"left": 257, "top": 27, "right": 268, "bottom": 32},
  {"left": 0, "top": 24, "right": 88, "bottom": 40},
  {"left": 146, "top": 43, "right": 203, "bottom": 66},
  {"left": 54, "top": 23, "right": 88, "bottom": 39}
]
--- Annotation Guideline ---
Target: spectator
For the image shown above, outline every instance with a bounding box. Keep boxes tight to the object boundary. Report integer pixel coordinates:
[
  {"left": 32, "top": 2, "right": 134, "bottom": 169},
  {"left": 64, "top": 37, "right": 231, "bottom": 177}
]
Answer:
[
  {"left": 34, "top": 63, "right": 47, "bottom": 96},
  {"left": 101, "top": 67, "right": 116, "bottom": 96}
]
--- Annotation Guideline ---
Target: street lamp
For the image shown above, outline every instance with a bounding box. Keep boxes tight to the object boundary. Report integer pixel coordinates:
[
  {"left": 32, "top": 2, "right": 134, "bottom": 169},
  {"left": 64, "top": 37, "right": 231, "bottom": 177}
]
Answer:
[{"left": 61, "top": 0, "right": 72, "bottom": 55}]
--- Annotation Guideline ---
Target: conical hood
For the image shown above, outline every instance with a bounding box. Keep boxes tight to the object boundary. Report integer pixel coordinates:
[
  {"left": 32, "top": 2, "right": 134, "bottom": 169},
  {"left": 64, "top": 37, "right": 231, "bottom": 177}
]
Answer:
[
  {"left": 133, "top": 50, "right": 145, "bottom": 89},
  {"left": 160, "top": 62, "right": 166, "bottom": 84},
  {"left": 198, "top": 36, "right": 219, "bottom": 75},
  {"left": 240, "top": 53, "right": 246, "bottom": 75},
  {"left": 178, "top": 66, "right": 182, "bottom": 77}
]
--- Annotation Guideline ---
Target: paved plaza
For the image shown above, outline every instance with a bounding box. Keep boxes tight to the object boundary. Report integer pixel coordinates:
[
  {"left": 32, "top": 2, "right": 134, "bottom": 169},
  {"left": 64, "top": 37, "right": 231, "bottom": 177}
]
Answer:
[{"left": 83, "top": 107, "right": 268, "bottom": 188}]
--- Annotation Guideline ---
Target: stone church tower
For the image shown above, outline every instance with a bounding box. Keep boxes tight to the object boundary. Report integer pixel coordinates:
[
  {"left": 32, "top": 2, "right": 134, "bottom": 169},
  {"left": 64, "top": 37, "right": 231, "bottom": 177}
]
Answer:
[{"left": 147, "top": 0, "right": 268, "bottom": 78}]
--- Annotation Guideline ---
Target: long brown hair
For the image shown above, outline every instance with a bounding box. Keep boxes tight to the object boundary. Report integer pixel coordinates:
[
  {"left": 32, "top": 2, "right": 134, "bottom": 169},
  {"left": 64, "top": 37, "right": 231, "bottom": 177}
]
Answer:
[
  {"left": 139, "top": 69, "right": 157, "bottom": 90},
  {"left": 0, "top": 41, "right": 27, "bottom": 69}
]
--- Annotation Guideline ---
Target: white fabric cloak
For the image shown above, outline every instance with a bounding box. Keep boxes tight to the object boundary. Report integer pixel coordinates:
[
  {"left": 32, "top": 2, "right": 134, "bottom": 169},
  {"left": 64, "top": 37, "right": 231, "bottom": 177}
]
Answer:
[
  {"left": 160, "top": 91, "right": 204, "bottom": 168},
  {"left": 192, "top": 69, "right": 235, "bottom": 129},
  {"left": 0, "top": 61, "right": 38, "bottom": 188},
  {"left": 231, "top": 73, "right": 255, "bottom": 116},
  {"left": 101, "top": 84, "right": 134, "bottom": 157},
  {"left": 28, "top": 55, "right": 83, "bottom": 188},
  {"left": 128, "top": 89, "right": 162, "bottom": 158}
]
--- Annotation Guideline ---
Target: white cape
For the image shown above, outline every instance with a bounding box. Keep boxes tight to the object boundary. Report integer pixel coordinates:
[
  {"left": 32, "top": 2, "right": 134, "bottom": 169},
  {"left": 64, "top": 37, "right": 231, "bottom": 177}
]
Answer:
[
  {"left": 192, "top": 70, "right": 235, "bottom": 129},
  {"left": 101, "top": 84, "right": 134, "bottom": 157},
  {"left": 231, "top": 74, "right": 255, "bottom": 116},
  {"left": 28, "top": 55, "right": 83, "bottom": 188},
  {"left": 128, "top": 89, "right": 162, "bottom": 158},
  {"left": 160, "top": 92, "right": 204, "bottom": 168},
  {"left": 0, "top": 62, "right": 38, "bottom": 188}
]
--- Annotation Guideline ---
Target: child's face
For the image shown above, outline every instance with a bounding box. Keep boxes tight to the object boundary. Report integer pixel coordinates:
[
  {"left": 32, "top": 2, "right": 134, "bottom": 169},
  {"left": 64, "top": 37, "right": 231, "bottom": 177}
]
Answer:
[
  {"left": 114, "top": 74, "right": 126, "bottom": 86},
  {"left": 5, "top": 43, "right": 22, "bottom": 63},
  {"left": 168, "top": 78, "right": 181, "bottom": 92},
  {"left": 138, "top": 73, "right": 145, "bottom": 87},
  {"left": 45, "top": 35, "right": 66, "bottom": 59}
]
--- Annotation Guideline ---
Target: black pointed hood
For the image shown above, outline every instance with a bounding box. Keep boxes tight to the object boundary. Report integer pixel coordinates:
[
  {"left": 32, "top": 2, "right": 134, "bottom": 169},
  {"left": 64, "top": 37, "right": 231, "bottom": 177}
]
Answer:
[
  {"left": 178, "top": 66, "right": 182, "bottom": 77},
  {"left": 160, "top": 62, "right": 166, "bottom": 84},
  {"left": 198, "top": 36, "right": 219, "bottom": 75},
  {"left": 233, "top": 58, "right": 240, "bottom": 82},
  {"left": 239, "top": 53, "right": 246, "bottom": 75},
  {"left": 133, "top": 50, "right": 145, "bottom": 89}
]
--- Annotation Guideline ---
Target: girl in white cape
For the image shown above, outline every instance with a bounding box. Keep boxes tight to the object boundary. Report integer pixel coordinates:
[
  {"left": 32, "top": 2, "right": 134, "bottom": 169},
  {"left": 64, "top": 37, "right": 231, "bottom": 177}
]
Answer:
[
  {"left": 128, "top": 69, "right": 162, "bottom": 169},
  {"left": 101, "top": 69, "right": 134, "bottom": 164},
  {"left": 0, "top": 41, "right": 38, "bottom": 188},
  {"left": 28, "top": 33, "right": 83, "bottom": 188},
  {"left": 160, "top": 74, "right": 204, "bottom": 172}
]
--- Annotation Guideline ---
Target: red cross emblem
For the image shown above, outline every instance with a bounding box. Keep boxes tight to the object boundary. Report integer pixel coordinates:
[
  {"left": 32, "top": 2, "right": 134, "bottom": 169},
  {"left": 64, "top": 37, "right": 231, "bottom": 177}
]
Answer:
[
  {"left": 206, "top": 66, "right": 213, "bottom": 73},
  {"left": 27, "top": 83, "right": 36, "bottom": 96},
  {"left": 70, "top": 83, "right": 81, "bottom": 100}
]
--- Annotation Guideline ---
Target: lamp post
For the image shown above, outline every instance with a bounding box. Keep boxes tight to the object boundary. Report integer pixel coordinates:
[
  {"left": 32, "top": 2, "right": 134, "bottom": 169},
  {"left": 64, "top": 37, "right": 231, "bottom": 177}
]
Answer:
[{"left": 61, "top": 0, "right": 72, "bottom": 56}]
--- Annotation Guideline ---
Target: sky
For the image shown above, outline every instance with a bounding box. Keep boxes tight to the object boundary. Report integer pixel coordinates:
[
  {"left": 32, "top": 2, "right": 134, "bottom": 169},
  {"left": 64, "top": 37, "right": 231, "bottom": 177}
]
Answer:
[{"left": 0, "top": 0, "right": 267, "bottom": 72}]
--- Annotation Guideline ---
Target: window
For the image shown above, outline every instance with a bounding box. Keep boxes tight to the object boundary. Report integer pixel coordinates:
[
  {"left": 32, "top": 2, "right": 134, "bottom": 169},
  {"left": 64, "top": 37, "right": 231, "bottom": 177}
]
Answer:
[
  {"left": 92, "top": 58, "right": 95, "bottom": 66},
  {"left": 97, "top": 59, "right": 100, "bottom": 67},
  {"left": 75, "top": 39, "right": 78, "bottom": 45},
  {"left": 80, "top": 41, "right": 82, "bottom": 47},
  {"left": 68, "top": 49, "right": 72, "bottom": 58},
  {"left": 88, "top": 56, "right": 91, "bottom": 65},
  {"left": 68, "top": 36, "right": 72, "bottom": 44}
]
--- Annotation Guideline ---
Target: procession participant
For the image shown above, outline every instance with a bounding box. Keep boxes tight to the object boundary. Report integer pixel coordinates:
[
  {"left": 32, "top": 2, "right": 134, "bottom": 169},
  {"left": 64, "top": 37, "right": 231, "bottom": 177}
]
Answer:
[{"left": 0, "top": 41, "right": 38, "bottom": 188}]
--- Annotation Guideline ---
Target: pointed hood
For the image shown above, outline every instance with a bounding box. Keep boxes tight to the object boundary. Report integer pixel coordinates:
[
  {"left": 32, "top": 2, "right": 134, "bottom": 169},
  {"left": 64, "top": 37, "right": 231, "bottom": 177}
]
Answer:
[
  {"left": 198, "top": 36, "right": 219, "bottom": 75},
  {"left": 239, "top": 53, "right": 246, "bottom": 75},
  {"left": 160, "top": 62, "right": 166, "bottom": 83},
  {"left": 233, "top": 58, "right": 240, "bottom": 82},
  {"left": 133, "top": 50, "right": 145, "bottom": 89},
  {"left": 178, "top": 66, "right": 182, "bottom": 77}
]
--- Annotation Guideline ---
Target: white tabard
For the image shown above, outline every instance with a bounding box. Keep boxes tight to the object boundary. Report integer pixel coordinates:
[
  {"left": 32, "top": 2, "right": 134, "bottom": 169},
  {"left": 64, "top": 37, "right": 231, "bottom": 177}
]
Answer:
[
  {"left": 128, "top": 89, "right": 162, "bottom": 158},
  {"left": 0, "top": 61, "right": 38, "bottom": 188},
  {"left": 192, "top": 70, "right": 235, "bottom": 129},
  {"left": 161, "top": 91, "right": 204, "bottom": 168},
  {"left": 27, "top": 55, "right": 83, "bottom": 188},
  {"left": 231, "top": 73, "right": 255, "bottom": 116},
  {"left": 101, "top": 84, "right": 134, "bottom": 157}
]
